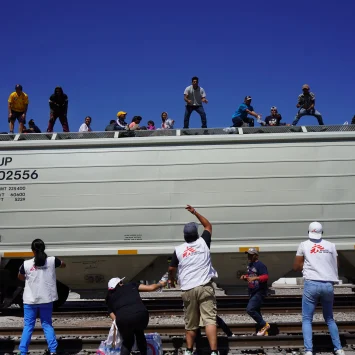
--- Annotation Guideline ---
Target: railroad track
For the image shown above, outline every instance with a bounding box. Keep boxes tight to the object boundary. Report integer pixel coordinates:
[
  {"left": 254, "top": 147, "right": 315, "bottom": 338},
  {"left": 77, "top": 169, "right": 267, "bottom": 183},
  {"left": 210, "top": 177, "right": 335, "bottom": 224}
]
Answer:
[
  {"left": 1, "top": 323, "right": 355, "bottom": 354},
  {"left": 2, "top": 321, "right": 355, "bottom": 336},
  {"left": 2, "top": 294, "right": 355, "bottom": 317}
]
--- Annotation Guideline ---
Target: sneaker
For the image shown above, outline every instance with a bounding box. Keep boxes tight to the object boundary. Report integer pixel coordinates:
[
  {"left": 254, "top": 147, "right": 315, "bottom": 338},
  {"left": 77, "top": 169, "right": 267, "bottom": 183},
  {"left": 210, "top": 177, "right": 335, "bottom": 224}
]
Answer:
[
  {"left": 256, "top": 323, "right": 270, "bottom": 336},
  {"left": 335, "top": 350, "right": 345, "bottom": 355},
  {"left": 304, "top": 352, "right": 313, "bottom": 355}
]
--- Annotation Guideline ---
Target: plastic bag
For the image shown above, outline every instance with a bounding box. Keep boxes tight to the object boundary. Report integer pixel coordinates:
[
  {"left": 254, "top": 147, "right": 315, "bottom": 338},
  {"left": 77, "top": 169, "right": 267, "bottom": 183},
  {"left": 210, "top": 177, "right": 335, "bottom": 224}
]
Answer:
[
  {"left": 223, "top": 127, "right": 237, "bottom": 133},
  {"left": 96, "top": 321, "right": 121, "bottom": 355},
  {"left": 132, "top": 332, "right": 163, "bottom": 355}
]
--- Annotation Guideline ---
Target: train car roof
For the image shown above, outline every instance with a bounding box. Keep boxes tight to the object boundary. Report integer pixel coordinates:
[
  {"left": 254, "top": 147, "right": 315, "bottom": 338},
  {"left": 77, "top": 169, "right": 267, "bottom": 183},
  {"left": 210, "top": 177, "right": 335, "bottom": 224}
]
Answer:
[{"left": 1, "top": 125, "right": 355, "bottom": 150}]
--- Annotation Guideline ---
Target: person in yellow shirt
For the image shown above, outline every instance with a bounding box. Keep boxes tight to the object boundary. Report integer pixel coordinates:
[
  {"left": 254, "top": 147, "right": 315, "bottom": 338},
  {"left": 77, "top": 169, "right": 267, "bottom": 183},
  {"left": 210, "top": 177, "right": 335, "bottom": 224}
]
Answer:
[{"left": 8, "top": 84, "right": 29, "bottom": 134}]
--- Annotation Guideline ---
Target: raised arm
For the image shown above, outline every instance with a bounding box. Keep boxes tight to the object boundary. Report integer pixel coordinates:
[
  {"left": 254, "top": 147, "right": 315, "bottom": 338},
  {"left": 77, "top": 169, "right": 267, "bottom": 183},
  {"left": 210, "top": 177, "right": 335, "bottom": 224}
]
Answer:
[{"left": 185, "top": 205, "right": 212, "bottom": 233}]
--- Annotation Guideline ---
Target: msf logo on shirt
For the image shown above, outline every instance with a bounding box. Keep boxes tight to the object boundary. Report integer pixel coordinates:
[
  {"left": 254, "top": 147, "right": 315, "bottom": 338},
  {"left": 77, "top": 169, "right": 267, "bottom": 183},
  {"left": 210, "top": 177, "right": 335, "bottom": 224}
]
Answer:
[
  {"left": 182, "top": 246, "right": 196, "bottom": 258},
  {"left": 30, "top": 265, "right": 47, "bottom": 271},
  {"left": 310, "top": 244, "right": 325, "bottom": 254}
]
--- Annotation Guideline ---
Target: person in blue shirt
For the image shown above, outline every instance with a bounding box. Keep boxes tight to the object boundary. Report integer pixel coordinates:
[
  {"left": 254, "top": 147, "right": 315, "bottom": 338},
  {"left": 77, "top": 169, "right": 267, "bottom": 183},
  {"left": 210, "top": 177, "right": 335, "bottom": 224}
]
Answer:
[
  {"left": 232, "top": 96, "right": 262, "bottom": 127},
  {"left": 240, "top": 248, "right": 270, "bottom": 336}
]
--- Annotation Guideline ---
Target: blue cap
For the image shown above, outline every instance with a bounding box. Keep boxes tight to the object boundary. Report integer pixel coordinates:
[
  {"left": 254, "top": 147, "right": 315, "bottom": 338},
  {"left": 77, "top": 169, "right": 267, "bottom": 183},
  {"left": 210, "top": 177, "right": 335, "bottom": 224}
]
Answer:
[{"left": 183, "top": 222, "right": 199, "bottom": 240}]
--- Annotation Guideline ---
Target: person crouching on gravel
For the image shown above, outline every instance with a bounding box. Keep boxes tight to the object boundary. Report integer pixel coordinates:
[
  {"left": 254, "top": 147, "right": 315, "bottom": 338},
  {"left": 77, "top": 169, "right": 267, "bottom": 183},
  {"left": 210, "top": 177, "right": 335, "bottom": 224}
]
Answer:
[
  {"left": 105, "top": 277, "right": 166, "bottom": 355},
  {"left": 18, "top": 239, "right": 66, "bottom": 355},
  {"left": 240, "top": 248, "right": 270, "bottom": 336}
]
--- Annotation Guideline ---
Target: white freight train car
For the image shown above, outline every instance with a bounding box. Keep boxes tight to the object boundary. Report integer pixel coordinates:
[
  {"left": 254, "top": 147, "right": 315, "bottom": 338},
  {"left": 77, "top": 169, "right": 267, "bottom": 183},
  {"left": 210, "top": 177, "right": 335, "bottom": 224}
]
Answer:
[{"left": 0, "top": 128, "right": 354, "bottom": 306}]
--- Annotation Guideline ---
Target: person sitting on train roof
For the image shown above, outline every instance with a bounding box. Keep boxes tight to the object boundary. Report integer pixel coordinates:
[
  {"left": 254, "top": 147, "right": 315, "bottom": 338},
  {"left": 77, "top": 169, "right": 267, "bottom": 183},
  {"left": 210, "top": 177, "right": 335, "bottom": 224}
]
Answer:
[
  {"left": 260, "top": 107, "right": 288, "bottom": 126},
  {"left": 23, "top": 119, "right": 41, "bottom": 133},
  {"left": 232, "top": 96, "right": 262, "bottom": 128},
  {"left": 47, "top": 86, "right": 70, "bottom": 133},
  {"left": 147, "top": 120, "right": 156, "bottom": 130},
  {"left": 160, "top": 112, "right": 175, "bottom": 129},
  {"left": 105, "top": 120, "right": 119, "bottom": 131},
  {"left": 79, "top": 116, "right": 92, "bottom": 132},
  {"left": 292, "top": 84, "right": 324, "bottom": 126},
  {"left": 8, "top": 84, "right": 29, "bottom": 134},
  {"left": 116, "top": 111, "right": 129, "bottom": 130},
  {"left": 128, "top": 116, "right": 142, "bottom": 130},
  {"left": 351, "top": 115, "right": 355, "bottom": 125}
]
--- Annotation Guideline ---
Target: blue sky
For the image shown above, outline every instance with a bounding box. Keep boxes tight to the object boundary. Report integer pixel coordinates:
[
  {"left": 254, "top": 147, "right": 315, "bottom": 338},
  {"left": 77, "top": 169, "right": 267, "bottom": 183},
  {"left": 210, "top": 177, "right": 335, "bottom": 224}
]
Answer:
[{"left": 1, "top": 0, "right": 354, "bottom": 133}]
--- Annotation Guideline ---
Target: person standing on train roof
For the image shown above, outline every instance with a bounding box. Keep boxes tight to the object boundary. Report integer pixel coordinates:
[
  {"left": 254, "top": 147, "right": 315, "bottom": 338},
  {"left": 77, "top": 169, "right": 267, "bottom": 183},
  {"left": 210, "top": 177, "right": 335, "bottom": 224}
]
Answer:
[
  {"left": 18, "top": 239, "right": 66, "bottom": 355},
  {"left": 240, "top": 248, "right": 270, "bottom": 336},
  {"left": 47, "top": 86, "right": 70, "bottom": 132},
  {"left": 168, "top": 205, "right": 219, "bottom": 355},
  {"left": 292, "top": 84, "right": 324, "bottom": 126},
  {"left": 183, "top": 77, "right": 208, "bottom": 129},
  {"left": 293, "top": 222, "right": 345, "bottom": 355},
  {"left": 8, "top": 84, "right": 29, "bottom": 134}
]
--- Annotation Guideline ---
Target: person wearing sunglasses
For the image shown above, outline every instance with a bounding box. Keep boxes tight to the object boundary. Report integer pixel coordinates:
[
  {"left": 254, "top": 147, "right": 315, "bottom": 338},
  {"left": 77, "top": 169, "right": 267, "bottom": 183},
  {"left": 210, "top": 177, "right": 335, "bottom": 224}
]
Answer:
[
  {"left": 292, "top": 84, "right": 324, "bottom": 126},
  {"left": 263, "top": 106, "right": 285, "bottom": 126}
]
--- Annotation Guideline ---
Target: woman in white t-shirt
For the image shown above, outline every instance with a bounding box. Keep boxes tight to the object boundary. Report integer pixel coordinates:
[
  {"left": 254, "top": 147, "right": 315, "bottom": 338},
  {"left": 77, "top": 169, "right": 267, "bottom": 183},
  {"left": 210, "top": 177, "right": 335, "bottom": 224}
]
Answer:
[{"left": 18, "top": 239, "right": 66, "bottom": 355}]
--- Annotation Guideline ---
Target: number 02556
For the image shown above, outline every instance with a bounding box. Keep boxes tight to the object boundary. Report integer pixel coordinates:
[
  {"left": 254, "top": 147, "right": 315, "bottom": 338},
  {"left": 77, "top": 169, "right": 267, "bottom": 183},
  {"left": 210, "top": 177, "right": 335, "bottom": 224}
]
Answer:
[{"left": 0, "top": 170, "right": 38, "bottom": 181}]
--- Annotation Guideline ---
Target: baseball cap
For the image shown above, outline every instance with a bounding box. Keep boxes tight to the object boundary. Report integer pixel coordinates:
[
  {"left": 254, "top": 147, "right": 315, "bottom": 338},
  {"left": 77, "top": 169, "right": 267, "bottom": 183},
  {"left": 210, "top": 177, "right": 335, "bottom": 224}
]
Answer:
[
  {"left": 245, "top": 96, "right": 252, "bottom": 101},
  {"left": 308, "top": 222, "right": 323, "bottom": 240},
  {"left": 271, "top": 106, "right": 278, "bottom": 111},
  {"left": 302, "top": 84, "right": 310, "bottom": 90},
  {"left": 117, "top": 111, "right": 127, "bottom": 117},
  {"left": 108, "top": 277, "right": 125, "bottom": 289},
  {"left": 183, "top": 222, "right": 199, "bottom": 239},
  {"left": 244, "top": 247, "right": 259, "bottom": 255},
  {"left": 15, "top": 84, "right": 23, "bottom": 90}
]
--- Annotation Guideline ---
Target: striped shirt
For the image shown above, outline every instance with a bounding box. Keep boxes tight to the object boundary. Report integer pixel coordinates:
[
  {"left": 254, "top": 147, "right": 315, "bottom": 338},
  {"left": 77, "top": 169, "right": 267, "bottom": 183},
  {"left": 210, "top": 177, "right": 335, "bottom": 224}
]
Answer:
[{"left": 297, "top": 92, "right": 316, "bottom": 109}]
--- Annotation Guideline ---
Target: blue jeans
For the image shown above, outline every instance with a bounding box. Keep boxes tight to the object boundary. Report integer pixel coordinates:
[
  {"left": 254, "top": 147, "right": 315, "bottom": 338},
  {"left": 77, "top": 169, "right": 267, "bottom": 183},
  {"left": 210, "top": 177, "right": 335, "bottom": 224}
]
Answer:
[
  {"left": 246, "top": 292, "right": 266, "bottom": 328},
  {"left": 292, "top": 108, "right": 324, "bottom": 126},
  {"left": 302, "top": 280, "right": 342, "bottom": 352},
  {"left": 19, "top": 302, "right": 57, "bottom": 354},
  {"left": 183, "top": 105, "right": 207, "bottom": 128}
]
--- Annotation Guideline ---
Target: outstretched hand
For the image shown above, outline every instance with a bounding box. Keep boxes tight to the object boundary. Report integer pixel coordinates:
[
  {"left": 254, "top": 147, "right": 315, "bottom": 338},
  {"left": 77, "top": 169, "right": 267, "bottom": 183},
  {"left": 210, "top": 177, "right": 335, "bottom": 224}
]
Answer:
[{"left": 185, "top": 205, "right": 196, "bottom": 214}]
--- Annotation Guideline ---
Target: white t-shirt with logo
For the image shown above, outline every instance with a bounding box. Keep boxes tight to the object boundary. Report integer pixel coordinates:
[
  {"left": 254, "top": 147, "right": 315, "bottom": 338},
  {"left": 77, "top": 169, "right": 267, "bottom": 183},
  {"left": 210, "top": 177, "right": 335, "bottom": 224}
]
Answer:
[
  {"left": 296, "top": 239, "right": 339, "bottom": 282},
  {"left": 22, "top": 256, "right": 59, "bottom": 304},
  {"left": 175, "top": 237, "right": 217, "bottom": 291}
]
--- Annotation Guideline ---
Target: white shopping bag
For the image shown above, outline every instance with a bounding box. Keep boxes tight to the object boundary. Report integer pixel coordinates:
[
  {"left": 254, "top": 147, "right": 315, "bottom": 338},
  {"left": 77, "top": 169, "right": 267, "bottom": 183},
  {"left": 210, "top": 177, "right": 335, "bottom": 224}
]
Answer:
[
  {"left": 96, "top": 321, "right": 122, "bottom": 355},
  {"left": 107, "top": 321, "right": 122, "bottom": 350}
]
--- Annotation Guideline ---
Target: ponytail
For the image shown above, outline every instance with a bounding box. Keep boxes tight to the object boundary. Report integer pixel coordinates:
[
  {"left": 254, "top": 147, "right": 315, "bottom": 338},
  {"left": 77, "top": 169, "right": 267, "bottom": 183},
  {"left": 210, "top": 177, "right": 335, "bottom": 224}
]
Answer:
[{"left": 31, "top": 239, "right": 47, "bottom": 267}]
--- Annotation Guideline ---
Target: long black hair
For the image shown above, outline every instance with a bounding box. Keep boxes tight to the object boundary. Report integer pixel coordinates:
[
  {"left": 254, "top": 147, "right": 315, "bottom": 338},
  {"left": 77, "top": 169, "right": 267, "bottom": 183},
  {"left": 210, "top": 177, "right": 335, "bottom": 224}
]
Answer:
[{"left": 31, "top": 239, "right": 47, "bottom": 267}]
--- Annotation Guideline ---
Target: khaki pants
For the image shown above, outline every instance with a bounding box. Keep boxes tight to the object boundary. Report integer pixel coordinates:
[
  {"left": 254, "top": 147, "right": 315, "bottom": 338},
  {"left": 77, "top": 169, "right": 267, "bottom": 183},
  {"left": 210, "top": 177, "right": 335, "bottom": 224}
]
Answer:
[{"left": 181, "top": 282, "right": 217, "bottom": 331}]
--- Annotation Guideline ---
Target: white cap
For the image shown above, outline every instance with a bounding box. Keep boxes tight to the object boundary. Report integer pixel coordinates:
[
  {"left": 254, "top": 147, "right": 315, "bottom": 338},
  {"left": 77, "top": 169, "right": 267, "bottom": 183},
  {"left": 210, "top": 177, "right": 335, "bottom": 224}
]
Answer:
[
  {"left": 108, "top": 277, "right": 125, "bottom": 290},
  {"left": 308, "top": 222, "right": 323, "bottom": 240}
]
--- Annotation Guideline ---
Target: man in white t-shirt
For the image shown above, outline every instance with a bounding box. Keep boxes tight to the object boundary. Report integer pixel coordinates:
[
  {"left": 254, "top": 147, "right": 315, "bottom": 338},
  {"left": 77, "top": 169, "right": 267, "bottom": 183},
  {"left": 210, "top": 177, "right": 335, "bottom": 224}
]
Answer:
[
  {"left": 168, "top": 205, "right": 218, "bottom": 355},
  {"left": 293, "top": 222, "right": 344, "bottom": 355},
  {"left": 183, "top": 77, "right": 208, "bottom": 129}
]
